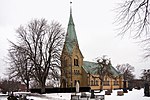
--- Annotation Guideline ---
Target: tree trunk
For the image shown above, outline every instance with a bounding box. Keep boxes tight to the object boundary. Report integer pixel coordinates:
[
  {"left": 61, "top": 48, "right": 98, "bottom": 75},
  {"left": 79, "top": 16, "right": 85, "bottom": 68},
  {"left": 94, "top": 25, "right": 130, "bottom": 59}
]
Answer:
[
  {"left": 100, "top": 80, "right": 103, "bottom": 92},
  {"left": 41, "top": 82, "right": 46, "bottom": 94},
  {"left": 26, "top": 79, "right": 29, "bottom": 92}
]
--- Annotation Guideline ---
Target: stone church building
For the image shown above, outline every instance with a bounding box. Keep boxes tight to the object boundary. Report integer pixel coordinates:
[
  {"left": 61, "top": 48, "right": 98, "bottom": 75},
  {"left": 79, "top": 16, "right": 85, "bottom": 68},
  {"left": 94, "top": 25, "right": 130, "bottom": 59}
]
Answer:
[{"left": 60, "top": 6, "right": 124, "bottom": 90}]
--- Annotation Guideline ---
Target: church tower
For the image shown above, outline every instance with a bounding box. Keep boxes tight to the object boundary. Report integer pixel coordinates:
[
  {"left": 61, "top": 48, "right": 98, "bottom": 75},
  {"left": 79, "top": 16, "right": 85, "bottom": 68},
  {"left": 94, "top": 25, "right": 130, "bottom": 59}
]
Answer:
[{"left": 61, "top": 2, "right": 84, "bottom": 88}]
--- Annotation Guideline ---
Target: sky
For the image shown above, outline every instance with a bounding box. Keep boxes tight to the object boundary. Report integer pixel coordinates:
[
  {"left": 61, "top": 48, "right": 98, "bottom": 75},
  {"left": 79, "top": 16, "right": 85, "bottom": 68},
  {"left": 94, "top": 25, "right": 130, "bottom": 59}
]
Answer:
[{"left": 0, "top": 0, "right": 149, "bottom": 78}]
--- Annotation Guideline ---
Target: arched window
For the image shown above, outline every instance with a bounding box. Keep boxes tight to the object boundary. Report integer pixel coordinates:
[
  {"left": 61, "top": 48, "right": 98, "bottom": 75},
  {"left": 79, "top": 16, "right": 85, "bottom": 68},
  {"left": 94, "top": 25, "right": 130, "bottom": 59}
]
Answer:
[
  {"left": 74, "top": 70, "right": 80, "bottom": 75},
  {"left": 78, "top": 70, "right": 80, "bottom": 74},
  {"left": 104, "top": 77, "right": 110, "bottom": 86},
  {"left": 114, "top": 80, "right": 119, "bottom": 85},
  {"left": 74, "top": 70, "right": 76, "bottom": 75},
  {"left": 95, "top": 80, "right": 99, "bottom": 86},
  {"left": 91, "top": 80, "right": 94, "bottom": 86},
  {"left": 74, "top": 56, "right": 79, "bottom": 66}
]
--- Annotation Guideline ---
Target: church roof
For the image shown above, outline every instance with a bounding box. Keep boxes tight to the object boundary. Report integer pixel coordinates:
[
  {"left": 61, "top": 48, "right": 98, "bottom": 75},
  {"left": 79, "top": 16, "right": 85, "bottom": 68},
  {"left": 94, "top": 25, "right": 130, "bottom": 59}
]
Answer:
[
  {"left": 64, "top": 7, "right": 78, "bottom": 55},
  {"left": 82, "top": 61, "right": 120, "bottom": 77}
]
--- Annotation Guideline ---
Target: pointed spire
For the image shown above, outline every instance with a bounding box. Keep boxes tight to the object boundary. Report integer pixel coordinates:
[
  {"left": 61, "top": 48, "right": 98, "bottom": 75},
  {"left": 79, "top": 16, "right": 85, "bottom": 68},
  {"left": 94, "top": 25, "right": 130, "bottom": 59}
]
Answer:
[
  {"left": 67, "top": 1, "right": 77, "bottom": 42},
  {"left": 64, "top": 1, "right": 79, "bottom": 54}
]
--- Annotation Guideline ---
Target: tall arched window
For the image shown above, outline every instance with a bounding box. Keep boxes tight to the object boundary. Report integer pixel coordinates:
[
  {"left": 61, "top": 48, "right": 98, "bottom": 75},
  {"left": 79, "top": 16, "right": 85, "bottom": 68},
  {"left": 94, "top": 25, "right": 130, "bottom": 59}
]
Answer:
[
  {"left": 91, "top": 80, "right": 94, "bottom": 86},
  {"left": 74, "top": 56, "right": 79, "bottom": 66},
  {"left": 114, "top": 79, "right": 119, "bottom": 85},
  {"left": 95, "top": 80, "right": 99, "bottom": 86},
  {"left": 104, "top": 77, "right": 110, "bottom": 86}
]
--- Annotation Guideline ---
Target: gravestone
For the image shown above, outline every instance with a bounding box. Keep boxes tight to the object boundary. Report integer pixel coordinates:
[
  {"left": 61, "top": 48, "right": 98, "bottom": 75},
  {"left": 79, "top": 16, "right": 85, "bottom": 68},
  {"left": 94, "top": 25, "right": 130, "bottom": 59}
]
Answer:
[
  {"left": 95, "top": 95, "right": 105, "bottom": 100},
  {"left": 71, "top": 93, "right": 80, "bottom": 100},
  {"left": 123, "top": 88, "right": 128, "bottom": 93},
  {"left": 105, "top": 90, "right": 111, "bottom": 95},
  {"left": 117, "top": 91, "right": 124, "bottom": 96},
  {"left": 144, "top": 83, "right": 150, "bottom": 96}
]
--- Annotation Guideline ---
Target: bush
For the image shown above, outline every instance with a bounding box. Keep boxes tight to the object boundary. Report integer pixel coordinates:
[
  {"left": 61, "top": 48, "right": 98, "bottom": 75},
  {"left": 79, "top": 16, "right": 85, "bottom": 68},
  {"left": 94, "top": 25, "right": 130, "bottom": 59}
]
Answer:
[{"left": 30, "top": 87, "right": 91, "bottom": 94}]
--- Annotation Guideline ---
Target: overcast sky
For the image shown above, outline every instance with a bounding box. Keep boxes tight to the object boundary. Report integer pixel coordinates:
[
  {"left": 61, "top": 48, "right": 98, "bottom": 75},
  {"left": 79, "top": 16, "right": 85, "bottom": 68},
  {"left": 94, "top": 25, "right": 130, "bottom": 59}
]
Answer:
[{"left": 0, "top": 0, "right": 149, "bottom": 78}]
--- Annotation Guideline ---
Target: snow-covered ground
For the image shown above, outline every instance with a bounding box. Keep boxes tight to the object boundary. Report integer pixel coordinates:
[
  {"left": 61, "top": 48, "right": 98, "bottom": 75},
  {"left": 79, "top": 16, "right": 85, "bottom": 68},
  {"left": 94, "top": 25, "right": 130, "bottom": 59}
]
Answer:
[
  {"left": 0, "top": 88, "right": 150, "bottom": 100},
  {"left": 105, "top": 89, "right": 149, "bottom": 100},
  {"left": 44, "top": 88, "right": 150, "bottom": 100}
]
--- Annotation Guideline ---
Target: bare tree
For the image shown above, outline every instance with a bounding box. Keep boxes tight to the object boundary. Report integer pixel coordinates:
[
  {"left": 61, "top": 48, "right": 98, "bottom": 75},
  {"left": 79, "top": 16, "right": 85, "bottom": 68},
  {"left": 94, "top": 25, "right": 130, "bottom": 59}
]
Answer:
[
  {"left": 116, "top": 0, "right": 150, "bottom": 38},
  {"left": 8, "top": 19, "right": 65, "bottom": 93},
  {"left": 7, "top": 43, "right": 32, "bottom": 92},
  {"left": 142, "top": 39, "right": 150, "bottom": 58},
  {"left": 116, "top": 0, "right": 150, "bottom": 58},
  {"left": 141, "top": 69, "right": 150, "bottom": 81},
  {"left": 92, "top": 55, "right": 113, "bottom": 91},
  {"left": 116, "top": 63, "right": 135, "bottom": 81}
]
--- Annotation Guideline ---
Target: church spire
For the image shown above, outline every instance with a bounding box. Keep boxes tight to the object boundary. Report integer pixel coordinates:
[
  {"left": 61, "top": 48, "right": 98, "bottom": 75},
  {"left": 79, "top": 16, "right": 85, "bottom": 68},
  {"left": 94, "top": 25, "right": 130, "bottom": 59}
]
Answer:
[{"left": 64, "top": 1, "right": 79, "bottom": 54}]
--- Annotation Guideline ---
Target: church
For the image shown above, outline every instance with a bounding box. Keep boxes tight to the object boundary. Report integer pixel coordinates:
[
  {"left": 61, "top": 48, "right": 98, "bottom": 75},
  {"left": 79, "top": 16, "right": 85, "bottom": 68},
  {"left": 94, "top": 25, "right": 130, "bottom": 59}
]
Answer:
[{"left": 60, "top": 4, "right": 124, "bottom": 90}]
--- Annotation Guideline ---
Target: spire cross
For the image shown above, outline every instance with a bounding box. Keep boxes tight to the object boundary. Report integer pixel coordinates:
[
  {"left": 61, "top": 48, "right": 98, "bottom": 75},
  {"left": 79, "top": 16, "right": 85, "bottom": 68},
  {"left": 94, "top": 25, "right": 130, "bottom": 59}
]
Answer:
[
  {"left": 70, "top": 1, "right": 72, "bottom": 14},
  {"left": 70, "top": 1, "right": 72, "bottom": 4}
]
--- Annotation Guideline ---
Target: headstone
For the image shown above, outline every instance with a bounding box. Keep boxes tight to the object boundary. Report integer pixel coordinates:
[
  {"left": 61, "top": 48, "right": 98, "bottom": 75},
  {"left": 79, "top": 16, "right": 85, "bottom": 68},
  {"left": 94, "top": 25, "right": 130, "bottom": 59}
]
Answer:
[
  {"left": 123, "top": 88, "right": 128, "bottom": 93},
  {"left": 144, "top": 83, "right": 149, "bottom": 96},
  {"left": 71, "top": 95, "right": 80, "bottom": 100},
  {"left": 81, "top": 92, "right": 86, "bottom": 98},
  {"left": 129, "top": 88, "right": 133, "bottom": 91},
  {"left": 80, "top": 92, "right": 91, "bottom": 100},
  {"left": 95, "top": 95, "right": 105, "bottom": 100},
  {"left": 117, "top": 91, "right": 124, "bottom": 96},
  {"left": 108, "top": 89, "right": 112, "bottom": 93},
  {"left": 105, "top": 90, "right": 111, "bottom": 95}
]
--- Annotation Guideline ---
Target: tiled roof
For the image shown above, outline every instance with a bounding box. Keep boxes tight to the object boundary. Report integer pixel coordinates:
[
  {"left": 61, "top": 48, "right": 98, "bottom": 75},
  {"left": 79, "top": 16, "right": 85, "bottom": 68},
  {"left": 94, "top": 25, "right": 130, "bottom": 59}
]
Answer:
[{"left": 83, "top": 61, "right": 120, "bottom": 77}]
